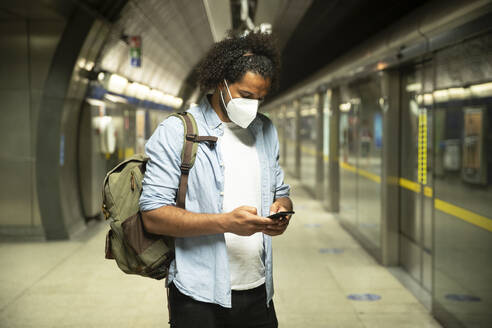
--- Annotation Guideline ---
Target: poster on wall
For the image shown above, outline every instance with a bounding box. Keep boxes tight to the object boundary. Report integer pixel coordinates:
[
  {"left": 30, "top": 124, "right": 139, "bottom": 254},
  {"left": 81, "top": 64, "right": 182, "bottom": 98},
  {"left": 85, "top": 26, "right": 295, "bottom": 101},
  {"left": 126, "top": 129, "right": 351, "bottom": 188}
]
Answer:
[
  {"left": 130, "top": 36, "right": 142, "bottom": 67},
  {"left": 462, "top": 107, "right": 487, "bottom": 185},
  {"left": 443, "top": 139, "right": 461, "bottom": 171},
  {"left": 373, "top": 113, "right": 382, "bottom": 149}
]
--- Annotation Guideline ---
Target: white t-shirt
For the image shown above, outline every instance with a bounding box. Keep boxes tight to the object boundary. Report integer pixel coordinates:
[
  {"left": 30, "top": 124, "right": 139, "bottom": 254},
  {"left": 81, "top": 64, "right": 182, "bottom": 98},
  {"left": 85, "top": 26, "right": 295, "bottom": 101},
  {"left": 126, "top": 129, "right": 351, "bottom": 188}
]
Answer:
[{"left": 220, "top": 121, "right": 265, "bottom": 291}]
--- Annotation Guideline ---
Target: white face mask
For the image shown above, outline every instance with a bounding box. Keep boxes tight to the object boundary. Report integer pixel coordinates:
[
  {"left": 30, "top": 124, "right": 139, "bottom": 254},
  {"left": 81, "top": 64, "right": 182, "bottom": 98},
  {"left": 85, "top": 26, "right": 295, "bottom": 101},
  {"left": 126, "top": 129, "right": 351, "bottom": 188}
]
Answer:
[{"left": 220, "top": 79, "right": 259, "bottom": 128}]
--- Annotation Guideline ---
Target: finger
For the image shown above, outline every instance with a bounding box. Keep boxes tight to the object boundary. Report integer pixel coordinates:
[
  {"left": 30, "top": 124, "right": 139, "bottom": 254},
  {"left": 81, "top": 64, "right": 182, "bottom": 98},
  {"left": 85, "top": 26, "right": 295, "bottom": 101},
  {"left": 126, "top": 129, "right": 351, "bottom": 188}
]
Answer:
[
  {"left": 277, "top": 206, "right": 287, "bottom": 213},
  {"left": 263, "top": 231, "right": 281, "bottom": 236},
  {"left": 265, "top": 224, "right": 286, "bottom": 231},
  {"left": 275, "top": 216, "right": 290, "bottom": 223},
  {"left": 263, "top": 228, "right": 286, "bottom": 236},
  {"left": 270, "top": 206, "right": 288, "bottom": 216},
  {"left": 242, "top": 206, "right": 258, "bottom": 215},
  {"left": 269, "top": 219, "right": 288, "bottom": 227},
  {"left": 262, "top": 228, "right": 280, "bottom": 236},
  {"left": 277, "top": 219, "right": 289, "bottom": 226},
  {"left": 269, "top": 203, "right": 280, "bottom": 215},
  {"left": 251, "top": 216, "right": 276, "bottom": 226},
  {"left": 277, "top": 214, "right": 292, "bottom": 223}
]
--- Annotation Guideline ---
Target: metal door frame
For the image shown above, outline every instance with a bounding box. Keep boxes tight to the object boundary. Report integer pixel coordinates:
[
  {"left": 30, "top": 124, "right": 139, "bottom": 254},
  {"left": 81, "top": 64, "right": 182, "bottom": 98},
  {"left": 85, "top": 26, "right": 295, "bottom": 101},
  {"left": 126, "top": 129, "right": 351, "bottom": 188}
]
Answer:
[{"left": 380, "top": 70, "right": 401, "bottom": 266}]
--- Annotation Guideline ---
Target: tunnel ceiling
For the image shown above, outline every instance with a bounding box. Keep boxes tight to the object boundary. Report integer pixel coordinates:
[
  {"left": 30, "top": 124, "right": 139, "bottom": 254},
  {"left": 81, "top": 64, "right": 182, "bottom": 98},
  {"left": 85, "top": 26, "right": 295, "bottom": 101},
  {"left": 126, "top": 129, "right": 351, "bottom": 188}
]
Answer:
[
  {"left": 0, "top": 0, "right": 64, "bottom": 19},
  {"left": 95, "top": 0, "right": 312, "bottom": 102},
  {"left": 244, "top": 0, "right": 313, "bottom": 51},
  {"left": 3, "top": 0, "right": 432, "bottom": 103},
  {"left": 96, "top": 0, "right": 216, "bottom": 96},
  {"left": 0, "top": 0, "right": 127, "bottom": 21},
  {"left": 273, "top": 0, "right": 430, "bottom": 98},
  {"left": 88, "top": 0, "right": 434, "bottom": 104}
]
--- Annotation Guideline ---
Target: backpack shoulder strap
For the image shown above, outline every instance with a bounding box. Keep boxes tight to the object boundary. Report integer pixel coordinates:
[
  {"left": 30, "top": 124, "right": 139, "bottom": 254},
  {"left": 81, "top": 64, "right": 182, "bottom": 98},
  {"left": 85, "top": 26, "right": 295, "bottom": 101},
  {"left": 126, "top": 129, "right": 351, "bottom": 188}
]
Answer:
[{"left": 169, "top": 112, "right": 218, "bottom": 209}]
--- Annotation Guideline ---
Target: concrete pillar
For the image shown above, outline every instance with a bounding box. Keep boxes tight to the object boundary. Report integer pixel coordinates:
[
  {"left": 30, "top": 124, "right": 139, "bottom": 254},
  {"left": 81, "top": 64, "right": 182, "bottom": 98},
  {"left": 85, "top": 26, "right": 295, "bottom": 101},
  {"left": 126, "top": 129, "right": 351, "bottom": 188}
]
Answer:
[
  {"left": 327, "top": 88, "right": 340, "bottom": 212},
  {"left": 280, "top": 104, "right": 287, "bottom": 166},
  {"left": 315, "top": 89, "right": 325, "bottom": 199},
  {"left": 294, "top": 99, "right": 301, "bottom": 179}
]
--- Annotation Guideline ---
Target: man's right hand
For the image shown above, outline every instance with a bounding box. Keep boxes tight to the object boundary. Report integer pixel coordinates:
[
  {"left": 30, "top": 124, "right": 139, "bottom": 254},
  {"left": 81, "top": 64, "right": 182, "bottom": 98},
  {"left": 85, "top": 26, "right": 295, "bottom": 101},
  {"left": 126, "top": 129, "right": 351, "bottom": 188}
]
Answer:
[{"left": 225, "top": 206, "right": 273, "bottom": 236}]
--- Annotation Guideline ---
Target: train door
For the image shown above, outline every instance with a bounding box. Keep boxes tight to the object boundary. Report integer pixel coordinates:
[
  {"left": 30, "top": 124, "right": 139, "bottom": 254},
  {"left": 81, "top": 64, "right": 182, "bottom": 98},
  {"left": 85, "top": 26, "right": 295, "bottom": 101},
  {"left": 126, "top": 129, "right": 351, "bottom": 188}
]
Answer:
[
  {"left": 78, "top": 99, "right": 118, "bottom": 220},
  {"left": 299, "top": 94, "right": 318, "bottom": 194},
  {"left": 399, "top": 62, "right": 434, "bottom": 294},
  {"left": 284, "top": 102, "right": 297, "bottom": 176},
  {"left": 351, "top": 78, "right": 384, "bottom": 249}
]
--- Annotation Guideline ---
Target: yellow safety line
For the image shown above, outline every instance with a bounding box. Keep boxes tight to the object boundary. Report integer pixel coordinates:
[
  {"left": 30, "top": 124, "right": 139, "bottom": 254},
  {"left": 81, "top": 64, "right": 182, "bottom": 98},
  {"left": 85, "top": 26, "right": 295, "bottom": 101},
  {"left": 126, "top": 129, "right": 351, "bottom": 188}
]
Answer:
[
  {"left": 300, "top": 145, "right": 318, "bottom": 156},
  {"left": 300, "top": 144, "right": 379, "bottom": 183},
  {"left": 399, "top": 178, "right": 435, "bottom": 198},
  {"left": 435, "top": 199, "right": 492, "bottom": 233},
  {"left": 299, "top": 144, "right": 330, "bottom": 161},
  {"left": 423, "top": 186, "right": 433, "bottom": 198},
  {"left": 399, "top": 178, "right": 421, "bottom": 193},
  {"left": 358, "top": 168, "right": 381, "bottom": 183},
  {"left": 340, "top": 161, "right": 380, "bottom": 183},
  {"left": 342, "top": 163, "right": 491, "bottom": 233},
  {"left": 340, "top": 161, "right": 356, "bottom": 173},
  {"left": 286, "top": 142, "right": 492, "bottom": 232}
]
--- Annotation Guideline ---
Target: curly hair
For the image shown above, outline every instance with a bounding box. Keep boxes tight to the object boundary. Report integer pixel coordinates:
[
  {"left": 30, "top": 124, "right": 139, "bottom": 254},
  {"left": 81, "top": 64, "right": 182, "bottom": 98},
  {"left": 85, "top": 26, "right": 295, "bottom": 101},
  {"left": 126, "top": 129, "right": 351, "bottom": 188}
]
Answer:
[{"left": 197, "top": 31, "right": 281, "bottom": 91}]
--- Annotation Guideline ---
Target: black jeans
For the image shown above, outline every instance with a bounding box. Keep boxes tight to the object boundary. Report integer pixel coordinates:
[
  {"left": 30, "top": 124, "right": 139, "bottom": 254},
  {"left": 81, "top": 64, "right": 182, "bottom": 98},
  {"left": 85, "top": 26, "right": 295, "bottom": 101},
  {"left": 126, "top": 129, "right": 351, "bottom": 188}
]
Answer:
[{"left": 168, "top": 283, "right": 278, "bottom": 328}]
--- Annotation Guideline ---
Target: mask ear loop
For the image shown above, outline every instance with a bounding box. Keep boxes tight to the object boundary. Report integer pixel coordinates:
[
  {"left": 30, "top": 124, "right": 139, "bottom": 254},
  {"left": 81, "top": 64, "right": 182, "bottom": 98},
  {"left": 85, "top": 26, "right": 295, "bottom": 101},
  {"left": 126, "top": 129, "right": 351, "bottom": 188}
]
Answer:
[
  {"left": 223, "top": 79, "right": 234, "bottom": 101},
  {"left": 219, "top": 89, "right": 227, "bottom": 110}
]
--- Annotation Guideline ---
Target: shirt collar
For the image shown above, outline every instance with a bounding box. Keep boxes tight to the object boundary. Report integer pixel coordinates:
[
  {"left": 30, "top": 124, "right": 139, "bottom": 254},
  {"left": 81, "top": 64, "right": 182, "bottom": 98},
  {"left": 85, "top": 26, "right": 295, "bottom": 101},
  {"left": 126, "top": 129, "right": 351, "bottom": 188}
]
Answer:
[
  {"left": 248, "top": 115, "right": 263, "bottom": 133},
  {"left": 199, "top": 95, "right": 223, "bottom": 129}
]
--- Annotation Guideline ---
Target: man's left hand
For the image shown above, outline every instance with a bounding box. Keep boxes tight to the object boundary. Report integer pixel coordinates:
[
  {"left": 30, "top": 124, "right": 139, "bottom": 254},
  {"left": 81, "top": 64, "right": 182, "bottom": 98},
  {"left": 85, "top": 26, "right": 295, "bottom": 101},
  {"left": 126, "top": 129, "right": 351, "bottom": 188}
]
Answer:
[{"left": 264, "top": 197, "right": 293, "bottom": 236}]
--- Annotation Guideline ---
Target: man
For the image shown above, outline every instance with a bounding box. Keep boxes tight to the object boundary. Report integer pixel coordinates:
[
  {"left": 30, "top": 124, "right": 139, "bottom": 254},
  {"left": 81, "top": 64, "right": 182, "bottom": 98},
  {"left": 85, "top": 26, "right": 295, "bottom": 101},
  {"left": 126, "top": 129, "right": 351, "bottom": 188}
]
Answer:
[{"left": 139, "top": 31, "right": 292, "bottom": 328}]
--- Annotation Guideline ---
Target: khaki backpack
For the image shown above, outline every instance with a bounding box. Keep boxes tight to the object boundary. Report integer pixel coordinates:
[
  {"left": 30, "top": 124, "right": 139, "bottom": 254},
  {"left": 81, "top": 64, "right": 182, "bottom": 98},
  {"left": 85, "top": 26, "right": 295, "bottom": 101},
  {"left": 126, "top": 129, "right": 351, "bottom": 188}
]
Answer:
[{"left": 102, "top": 112, "right": 217, "bottom": 280}]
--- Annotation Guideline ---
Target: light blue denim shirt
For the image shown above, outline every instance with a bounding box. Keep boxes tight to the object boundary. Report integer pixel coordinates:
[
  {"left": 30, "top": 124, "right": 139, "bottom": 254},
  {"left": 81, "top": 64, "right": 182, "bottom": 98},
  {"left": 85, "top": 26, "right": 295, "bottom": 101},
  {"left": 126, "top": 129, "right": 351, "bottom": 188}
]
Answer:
[{"left": 139, "top": 96, "right": 290, "bottom": 308}]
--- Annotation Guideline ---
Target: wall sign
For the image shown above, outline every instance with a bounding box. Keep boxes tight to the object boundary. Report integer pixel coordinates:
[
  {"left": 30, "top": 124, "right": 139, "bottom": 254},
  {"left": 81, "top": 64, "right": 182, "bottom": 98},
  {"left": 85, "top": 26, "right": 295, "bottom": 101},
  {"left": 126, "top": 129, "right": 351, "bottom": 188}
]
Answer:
[{"left": 130, "top": 36, "right": 142, "bottom": 67}]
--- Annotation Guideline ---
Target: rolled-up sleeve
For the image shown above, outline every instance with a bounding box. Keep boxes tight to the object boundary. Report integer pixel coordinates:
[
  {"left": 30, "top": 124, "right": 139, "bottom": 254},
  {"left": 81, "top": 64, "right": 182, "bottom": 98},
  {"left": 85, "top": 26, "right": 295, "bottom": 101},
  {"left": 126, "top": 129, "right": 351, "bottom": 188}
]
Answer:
[
  {"left": 272, "top": 124, "right": 290, "bottom": 200},
  {"left": 139, "top": 116, "right": 183, "bottom": 211}
]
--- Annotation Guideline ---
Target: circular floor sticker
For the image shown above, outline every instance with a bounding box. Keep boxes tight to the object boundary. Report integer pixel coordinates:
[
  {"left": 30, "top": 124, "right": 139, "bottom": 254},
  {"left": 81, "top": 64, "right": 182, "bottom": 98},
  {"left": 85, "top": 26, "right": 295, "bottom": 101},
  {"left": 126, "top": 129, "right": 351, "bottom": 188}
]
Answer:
[
  {"left": 445, "top": 294, "right": 481, "bottom": 302},
  {"left": 347, "top": 294, "right": 381, "bottom": 301},
  {"left": 319, "top": 248, "right": 344, "bottom": 254}
]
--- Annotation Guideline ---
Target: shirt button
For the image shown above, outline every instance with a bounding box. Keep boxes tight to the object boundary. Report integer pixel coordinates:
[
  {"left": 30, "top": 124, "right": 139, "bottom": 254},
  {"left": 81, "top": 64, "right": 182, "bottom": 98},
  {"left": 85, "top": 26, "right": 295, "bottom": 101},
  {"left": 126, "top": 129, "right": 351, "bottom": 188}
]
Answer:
[
  {"left": 220, "top": 162, "right": 224, "bottom": 167},
  {"left": 220, "top": 191, "right": 224, "bottom": 196}
]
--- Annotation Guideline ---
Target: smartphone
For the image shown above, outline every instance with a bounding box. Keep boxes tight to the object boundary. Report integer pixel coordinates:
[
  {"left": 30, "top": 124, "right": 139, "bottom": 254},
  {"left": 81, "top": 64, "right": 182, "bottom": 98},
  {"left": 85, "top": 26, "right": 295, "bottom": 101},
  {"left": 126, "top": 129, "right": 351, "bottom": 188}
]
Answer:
[{"left": 267, "top": 211, "right": 295, "bottom": 220}]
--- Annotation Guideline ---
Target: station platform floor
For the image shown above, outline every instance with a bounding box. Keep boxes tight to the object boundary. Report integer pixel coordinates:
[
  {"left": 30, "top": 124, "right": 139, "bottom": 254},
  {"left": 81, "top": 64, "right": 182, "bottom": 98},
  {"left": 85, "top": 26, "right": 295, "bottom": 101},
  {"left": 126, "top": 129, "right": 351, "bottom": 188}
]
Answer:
[{"left": 0, "top": 176, "right": 442, "bottom": 327}]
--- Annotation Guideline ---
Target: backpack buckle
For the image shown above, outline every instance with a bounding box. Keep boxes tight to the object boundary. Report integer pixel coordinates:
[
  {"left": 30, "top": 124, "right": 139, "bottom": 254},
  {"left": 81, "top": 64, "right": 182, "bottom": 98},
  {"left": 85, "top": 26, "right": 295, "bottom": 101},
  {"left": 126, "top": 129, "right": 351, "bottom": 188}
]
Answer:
[
  {"left": 180, "top": 163, "right": 192, "bottom": 173},
  {"left": 186, "top": 133, "right": 197, "bottom": 142}
]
